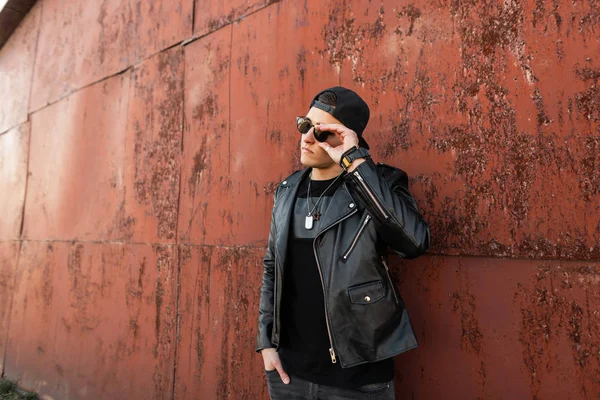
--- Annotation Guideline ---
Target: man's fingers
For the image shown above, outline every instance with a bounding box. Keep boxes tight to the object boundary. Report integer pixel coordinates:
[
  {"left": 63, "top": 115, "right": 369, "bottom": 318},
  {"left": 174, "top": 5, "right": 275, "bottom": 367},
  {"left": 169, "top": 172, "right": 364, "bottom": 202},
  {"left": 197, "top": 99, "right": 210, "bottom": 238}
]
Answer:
[
  {"left": 318, "top": 142, "right": 332, "bottom": 152},
  {"left": 317, "top": 124, "right": 357, "bottom": 143},
  {"left": 317, "top": 123, "right": 347, "bottom": 133},
  {"left": 275, "top": 364, "right": 290, "bottom": 384}
]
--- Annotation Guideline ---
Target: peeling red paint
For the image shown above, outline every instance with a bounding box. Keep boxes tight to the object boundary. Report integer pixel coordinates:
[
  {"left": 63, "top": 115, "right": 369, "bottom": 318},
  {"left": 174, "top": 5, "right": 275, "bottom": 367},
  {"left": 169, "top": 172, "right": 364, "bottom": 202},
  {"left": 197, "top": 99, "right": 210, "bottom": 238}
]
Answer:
[
  {"left": 125, "top": 46, "right": 184, "bottom": 242},
  {"left": 4, "top": 242, "right": 178, "bottom": 399}
]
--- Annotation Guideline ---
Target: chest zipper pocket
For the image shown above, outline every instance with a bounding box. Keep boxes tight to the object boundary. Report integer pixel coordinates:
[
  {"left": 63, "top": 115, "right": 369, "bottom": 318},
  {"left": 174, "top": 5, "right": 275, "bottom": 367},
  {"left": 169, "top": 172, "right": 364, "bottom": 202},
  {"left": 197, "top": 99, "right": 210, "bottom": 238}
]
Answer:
[{"left": 341, "top": 214, "right": 371, "bottom": 261}]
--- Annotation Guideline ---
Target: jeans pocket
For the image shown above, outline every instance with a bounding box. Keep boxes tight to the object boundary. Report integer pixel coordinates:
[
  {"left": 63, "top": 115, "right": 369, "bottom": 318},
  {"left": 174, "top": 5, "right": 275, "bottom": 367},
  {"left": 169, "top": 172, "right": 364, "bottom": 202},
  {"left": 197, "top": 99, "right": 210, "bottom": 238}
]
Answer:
[
  {"left": 265, "top": 369, "right": 281, "bottom": 385},
  {"left": 356, "top": 380, "right": 392, "bottom": 394},
  {"left": 265, "top": 369, "right": 279, "bottom": 379}
]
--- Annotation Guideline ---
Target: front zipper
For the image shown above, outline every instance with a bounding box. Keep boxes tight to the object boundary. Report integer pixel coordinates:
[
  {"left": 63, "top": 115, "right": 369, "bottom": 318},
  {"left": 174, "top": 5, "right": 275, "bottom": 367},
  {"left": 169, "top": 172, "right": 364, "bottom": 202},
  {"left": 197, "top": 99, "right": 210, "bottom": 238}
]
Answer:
[
  {"left": 313, "top": 208, "right": 357, "bottom": 364},
  {"left": 342, "top": 215, "right": 371, "bottom": 260},
  {"left": 381, "top": 257, "right": 399, "bottom": 304},
  {"left": 314, "top": 242, "right": 338, "bottom": 364},
  {"left": 354, "top": 171, "right": 390, "bottom": 220}
]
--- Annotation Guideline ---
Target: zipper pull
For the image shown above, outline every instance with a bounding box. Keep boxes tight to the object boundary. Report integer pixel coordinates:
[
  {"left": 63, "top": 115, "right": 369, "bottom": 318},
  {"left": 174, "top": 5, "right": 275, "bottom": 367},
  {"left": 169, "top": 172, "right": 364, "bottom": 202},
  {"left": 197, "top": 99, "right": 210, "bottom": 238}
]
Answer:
[{"left": 329, "top": 348, "right": 337, "bottom": 364}]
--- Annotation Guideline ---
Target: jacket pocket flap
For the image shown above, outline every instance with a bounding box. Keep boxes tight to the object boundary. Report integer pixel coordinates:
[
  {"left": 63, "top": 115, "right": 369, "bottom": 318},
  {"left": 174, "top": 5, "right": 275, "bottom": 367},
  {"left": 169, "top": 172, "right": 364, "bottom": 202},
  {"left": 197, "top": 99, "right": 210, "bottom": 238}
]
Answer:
[{"left": 348, "top": 280, "right": 384, "bottom": 304}]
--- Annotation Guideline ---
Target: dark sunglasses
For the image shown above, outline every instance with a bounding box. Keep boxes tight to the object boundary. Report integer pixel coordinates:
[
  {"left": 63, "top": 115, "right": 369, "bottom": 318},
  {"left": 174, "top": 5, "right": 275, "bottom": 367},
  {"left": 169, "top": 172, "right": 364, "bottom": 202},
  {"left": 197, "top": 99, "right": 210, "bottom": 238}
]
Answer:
[{"left": 296, "top": 116, "right": 332, "bottom": 142}]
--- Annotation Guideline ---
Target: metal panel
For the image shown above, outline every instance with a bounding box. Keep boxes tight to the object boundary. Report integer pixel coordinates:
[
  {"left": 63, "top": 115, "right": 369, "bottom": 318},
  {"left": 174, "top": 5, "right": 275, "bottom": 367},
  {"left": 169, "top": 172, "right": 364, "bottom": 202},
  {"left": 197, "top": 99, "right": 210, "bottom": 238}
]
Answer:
[
  {"left": 124, "top": 46, "right": 184, "bottom": 243},
  {"left": 24, "top": 73, "right": 130, "bottom": 241},
  {"left": 174, "top": 245, "right": 268, "bottom": 400},
  {"left": 394, "top": 255, "right": 600, "bottom": 399},
  {"left": 0, "top": 123, "right": 29, "bottom": 240},
  {"left": 193, "top": 0, "right": 273, "bottom": 37},
  {"left": 0, "top": 241, "right": 19, "bottom": 376},
  {"left": 29, "top": 0, "right": 192, "bottom": 111},
  {"left": 228, "top": 0, "right": 342, "bottom": 246},
  {"left": 4, "top": 241, "right": 178, "bottom": 400},
  {"left": 0, "top": 2, "right": 39, "bottom": 133},
  {"left": 333, "top": 0, "right": 600, "bottom": 261},
  {"left": 178, "top": 26, "right": 234, "bottom": 246}
]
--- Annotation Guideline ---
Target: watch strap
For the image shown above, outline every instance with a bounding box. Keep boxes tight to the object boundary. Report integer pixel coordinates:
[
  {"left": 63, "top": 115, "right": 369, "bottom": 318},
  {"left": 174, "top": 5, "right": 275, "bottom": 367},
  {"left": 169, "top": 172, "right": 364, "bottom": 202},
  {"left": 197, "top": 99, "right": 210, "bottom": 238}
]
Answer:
[{"left": 340, "top": 146, "right": 370, "bottom": 170}]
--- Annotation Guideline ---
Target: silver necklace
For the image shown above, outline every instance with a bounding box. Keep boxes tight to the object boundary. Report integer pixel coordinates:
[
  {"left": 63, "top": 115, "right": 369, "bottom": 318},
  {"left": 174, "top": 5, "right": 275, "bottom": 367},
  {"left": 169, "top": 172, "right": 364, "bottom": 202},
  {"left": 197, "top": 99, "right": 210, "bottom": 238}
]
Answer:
[{"left": 305, "top": 172, "right": 344, "bottom": 230}]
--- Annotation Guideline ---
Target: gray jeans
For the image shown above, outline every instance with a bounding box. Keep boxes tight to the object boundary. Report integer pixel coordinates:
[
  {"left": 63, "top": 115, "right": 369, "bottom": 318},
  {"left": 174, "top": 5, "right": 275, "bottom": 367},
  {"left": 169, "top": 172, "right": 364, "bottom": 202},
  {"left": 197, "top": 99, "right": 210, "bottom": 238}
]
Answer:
[{"left": 265, "top": 369, "right": 395, "bottom": 400}]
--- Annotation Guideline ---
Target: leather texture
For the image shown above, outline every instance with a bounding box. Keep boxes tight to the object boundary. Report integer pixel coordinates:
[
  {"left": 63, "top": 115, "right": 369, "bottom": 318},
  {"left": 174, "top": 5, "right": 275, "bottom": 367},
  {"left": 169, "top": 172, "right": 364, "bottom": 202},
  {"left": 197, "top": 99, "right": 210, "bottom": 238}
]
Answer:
[{"left": 256, "top": 159, "right": 430, "bottom": 368}]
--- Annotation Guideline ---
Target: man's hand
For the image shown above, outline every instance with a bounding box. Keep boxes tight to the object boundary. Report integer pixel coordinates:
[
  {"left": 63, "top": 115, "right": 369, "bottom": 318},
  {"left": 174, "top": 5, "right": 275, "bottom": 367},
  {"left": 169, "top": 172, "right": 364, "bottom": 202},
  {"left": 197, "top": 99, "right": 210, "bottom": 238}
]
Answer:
[
  {"left": 316, "top": 124, "right": 366, "bottom": 172},
  {"left": 315, "top": 124, "right": 359, "bottom": 164},
  {"left": 261, "top": 348, "right": 290, "bottom": 384}
]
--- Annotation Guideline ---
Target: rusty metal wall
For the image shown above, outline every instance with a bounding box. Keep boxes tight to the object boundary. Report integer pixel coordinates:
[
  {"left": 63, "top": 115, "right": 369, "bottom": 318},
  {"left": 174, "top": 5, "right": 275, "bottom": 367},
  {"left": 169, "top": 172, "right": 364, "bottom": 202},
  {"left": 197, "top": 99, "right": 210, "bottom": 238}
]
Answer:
[{"left": 0, "top": 0, "right": 598, "bottom": 399}]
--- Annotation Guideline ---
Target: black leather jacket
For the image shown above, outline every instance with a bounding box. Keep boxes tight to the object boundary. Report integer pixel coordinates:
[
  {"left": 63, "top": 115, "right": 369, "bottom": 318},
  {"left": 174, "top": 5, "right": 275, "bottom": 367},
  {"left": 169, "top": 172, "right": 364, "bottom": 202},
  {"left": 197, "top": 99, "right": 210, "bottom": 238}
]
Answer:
[{"left": 256, "top": 159, "right": 430, "bottom": 368}]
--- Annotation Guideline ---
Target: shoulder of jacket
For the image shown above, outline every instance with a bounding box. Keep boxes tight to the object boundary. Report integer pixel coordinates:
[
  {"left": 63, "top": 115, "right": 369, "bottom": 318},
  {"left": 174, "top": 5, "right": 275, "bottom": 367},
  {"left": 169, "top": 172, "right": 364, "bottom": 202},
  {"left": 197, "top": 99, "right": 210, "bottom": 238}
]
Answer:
[
  {"left": 281, "top": 169, "right": 305, "bottom": 185},
  {"left": 375, "top": 161, "right": 406, "bottom": 177},
  {"left": 375, "top": 161, "right": 408, "bottom": 187},
  {"left": 274, "top": 168, "right": 305, "bottom": 195}
]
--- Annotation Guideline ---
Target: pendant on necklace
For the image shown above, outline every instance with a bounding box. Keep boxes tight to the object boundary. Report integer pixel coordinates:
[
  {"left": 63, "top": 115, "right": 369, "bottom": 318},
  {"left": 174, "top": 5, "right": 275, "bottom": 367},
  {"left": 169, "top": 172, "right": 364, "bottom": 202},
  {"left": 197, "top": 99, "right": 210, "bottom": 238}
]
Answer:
[
  {"left": 305, "top": 215, "right": 314, "bottom": 230},
  {"left": 313, "top": 213, "right": 320, "bottom": 221}
]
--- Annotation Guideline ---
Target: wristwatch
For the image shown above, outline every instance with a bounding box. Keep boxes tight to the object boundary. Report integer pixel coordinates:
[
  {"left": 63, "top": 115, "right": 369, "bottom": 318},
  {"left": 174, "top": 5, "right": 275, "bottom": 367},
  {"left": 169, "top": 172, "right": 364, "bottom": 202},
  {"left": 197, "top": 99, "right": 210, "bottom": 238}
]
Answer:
[{"left": 340, "top": 146, "right": 370, "bottom": 171}]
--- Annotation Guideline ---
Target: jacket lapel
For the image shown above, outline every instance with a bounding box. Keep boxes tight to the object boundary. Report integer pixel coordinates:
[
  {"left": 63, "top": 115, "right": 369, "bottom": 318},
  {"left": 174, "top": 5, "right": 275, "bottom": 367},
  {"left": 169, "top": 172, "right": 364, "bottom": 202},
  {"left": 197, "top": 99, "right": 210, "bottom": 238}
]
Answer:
[
  {"left": 274, "top": 168, "right": 310, "bottom": 268},
  {"left": 315, "top": 182, "right": 357, "bottom": 236},
  {"left": 273, "top": 170, "right": 358, "bottom": 267}
]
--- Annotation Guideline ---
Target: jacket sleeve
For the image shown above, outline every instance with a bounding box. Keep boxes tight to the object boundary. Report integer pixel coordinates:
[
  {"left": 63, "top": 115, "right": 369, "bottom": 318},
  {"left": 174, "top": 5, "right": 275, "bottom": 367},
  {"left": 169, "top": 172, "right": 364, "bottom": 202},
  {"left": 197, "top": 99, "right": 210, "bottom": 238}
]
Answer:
[
  {"left": 255, "top": 189, "right": 279, "bottom": 352},
  {"left": 344, "top": 159, "right": 430, "bottom": 259}
]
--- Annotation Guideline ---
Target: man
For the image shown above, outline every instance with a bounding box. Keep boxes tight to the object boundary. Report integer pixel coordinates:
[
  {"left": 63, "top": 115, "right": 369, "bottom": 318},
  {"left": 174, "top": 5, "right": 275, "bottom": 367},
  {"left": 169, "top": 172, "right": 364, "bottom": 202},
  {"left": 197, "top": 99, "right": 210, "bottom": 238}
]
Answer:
[{"left": 256, "top": 86, "right": 430, "bottom": 399}]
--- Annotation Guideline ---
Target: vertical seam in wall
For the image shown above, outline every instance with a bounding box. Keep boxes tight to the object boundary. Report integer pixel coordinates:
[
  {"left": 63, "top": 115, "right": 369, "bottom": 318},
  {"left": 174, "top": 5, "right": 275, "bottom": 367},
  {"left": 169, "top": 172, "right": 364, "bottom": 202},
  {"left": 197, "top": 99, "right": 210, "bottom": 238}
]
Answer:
[
  {"left": 125, "top": 0, "right": 132, "bottom": 66},
  {"left": 171, "top": 45, "right": 185, "bottom": 400},
  {"left": 228, "top": 23, "right": 233, "bottom": 175},
  {"left": 19, "top": 119, "right": 33, "bottom": 239},
  {"left": 26, "top": 0, "right": 43, "bottom": 115},
  {"left": 171, "top": 246, "right": 182, "bottom": 400},
  {"left": 121, "top": 51, "right": 134, "bottom": 240},
  {"left": 191, "top": 0, "right": 196, "bottom": 36},
  {"left": 174, "top": 47, "right": 185, "bottom": 248}
]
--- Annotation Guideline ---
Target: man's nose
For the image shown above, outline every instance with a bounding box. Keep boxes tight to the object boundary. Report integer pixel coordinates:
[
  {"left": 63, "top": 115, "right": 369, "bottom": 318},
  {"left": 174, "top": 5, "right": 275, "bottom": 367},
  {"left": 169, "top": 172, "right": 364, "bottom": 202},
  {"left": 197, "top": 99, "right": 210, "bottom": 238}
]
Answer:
[{"left": 302, "top": 128, "right": 316, "bottom": 143}]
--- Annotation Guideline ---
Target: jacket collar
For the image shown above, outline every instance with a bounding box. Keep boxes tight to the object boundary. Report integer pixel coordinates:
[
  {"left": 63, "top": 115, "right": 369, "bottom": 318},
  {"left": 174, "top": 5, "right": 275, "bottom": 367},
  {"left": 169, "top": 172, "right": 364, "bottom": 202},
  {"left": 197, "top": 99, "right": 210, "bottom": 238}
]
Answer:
[
  {"left": 315, "top": 181, "right": 357, "bottom": 235},
  {"left": 274, "top": 168, "right": 357, "bottom": 265}
]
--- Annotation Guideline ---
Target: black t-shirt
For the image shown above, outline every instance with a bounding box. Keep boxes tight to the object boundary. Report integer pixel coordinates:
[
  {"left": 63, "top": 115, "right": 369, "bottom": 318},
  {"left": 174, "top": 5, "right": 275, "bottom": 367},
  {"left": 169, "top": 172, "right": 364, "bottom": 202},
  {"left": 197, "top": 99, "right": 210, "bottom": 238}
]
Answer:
[{"left": 278, "top": 173, "right": 393, "bottom": 389}]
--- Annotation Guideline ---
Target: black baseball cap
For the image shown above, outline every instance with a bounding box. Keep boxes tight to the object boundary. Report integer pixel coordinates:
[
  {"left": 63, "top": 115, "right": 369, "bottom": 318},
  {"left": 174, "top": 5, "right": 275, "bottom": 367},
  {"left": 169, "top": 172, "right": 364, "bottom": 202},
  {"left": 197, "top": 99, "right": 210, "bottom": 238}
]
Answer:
[{"left": 309, "top": 86, "right": 370, "bottom": 150}]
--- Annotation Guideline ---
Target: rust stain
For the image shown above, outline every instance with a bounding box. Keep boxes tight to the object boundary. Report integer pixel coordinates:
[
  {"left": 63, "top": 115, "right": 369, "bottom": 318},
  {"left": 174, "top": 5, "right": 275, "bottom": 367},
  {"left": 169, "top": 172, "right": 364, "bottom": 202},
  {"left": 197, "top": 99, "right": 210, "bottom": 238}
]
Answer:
[
  {"left": 188, "top": 138, "right": 208, "bottom": 197},
  {"left": 579, "top": 136, "right": 600, "bottom": 200},
  {"left": 396, "top": 4, "right": 422, "bottom": 36},
  {"left": 112, "top": 200, "right": 136, "bottom": 241},
  {"left": 192, "top": 93, "right": 218, "bottom": 121},
  {"left": 262, "top": 181, "right": 279, "bottom": 195},
  {"left": 450, "top": 262, "right": 483, "bottom": 355},
  {"left": 515, "top": 263, "right": 600, "bottom": 398},
  {"left": 41, "top": 244, "right": 54, "bottom": 307},
  {"left": 131, "top": 49, "right": 184, "bottom": 241},
  {"left": 155, "top": 279, "right": 164, "bottom": 355},
  {"left": 322, "top": 3, "right": 386, "bottom": 75},
  {"left": 152, "top": 244, "right": 176, "bottom": 399},
  {"left": 296, "top": 47, "right": 307, "bottom": 87},
  {"left": 574, "top": 68, "right": 600, "bottom": 123}
]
